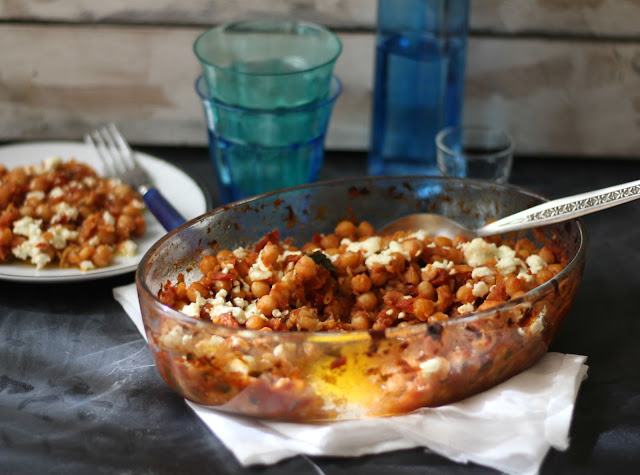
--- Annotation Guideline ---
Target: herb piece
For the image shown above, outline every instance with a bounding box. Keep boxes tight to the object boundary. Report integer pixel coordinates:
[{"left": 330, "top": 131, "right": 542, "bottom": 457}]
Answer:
[{"left": 305, "top": 251, "right": 338, "bottom": 272}]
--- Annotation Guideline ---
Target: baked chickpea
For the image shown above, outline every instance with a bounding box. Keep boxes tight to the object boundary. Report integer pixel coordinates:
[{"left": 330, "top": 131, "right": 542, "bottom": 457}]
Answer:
[
  {"left": 251, "top": 281, "right": 270, "bottom": 299},
  {"left": 456, "top": 284, "right": 476, "bottom": 304},
  {"left": 199, "top": 255, "right": 218, "bottom": 275},
  {"left": 356, "top": 291, "right": 378, "bottom": 311},
  {"left": 91, "top": 244, "right": 112, "bottom": 267},
  {"left": 187, "top": 281, "right": 208, "bottom": 302},
  {"left": 413, "top": 297, "right": 435, "bottom": 321},
  {"left": 0, "top": 228, "right": 12, "bottom": 246},
  {"left": 351, "top": 274, "right": 372, "bottom": 293},
  {"left": 261, "top": 242, "right": 279, "bottom": 266},
  {"left": 350, "top": 311, "right": 371, "bottom": 330},
  {"left": 320, "top": 234, "right": 340, "bottom": 249},
  {"left": 257, "top": 294, "right": 278, "bottom": 317},
  {"left": 356, "top": 221, "right": 375, "bottom": 238},
  {"left": 402, "top": 238, "right": 425, "bottom": 258},
  {"left": 294, "top": 255, "right": 317, "bottom": 281},
  {"left": 538, "top": 247, "right": 556, "bottom": 265},
  {"left": 417, "top": 280, "right": 436, "bottom": 300},
  {"left": 335, "top": 220, "right": 357, "bottom": 239},
  {"left": 404, "top": 264, "right": 420, "bottom": 286},
  {"left": 245, "top": 315, "right": 267, "bottom": 330}
]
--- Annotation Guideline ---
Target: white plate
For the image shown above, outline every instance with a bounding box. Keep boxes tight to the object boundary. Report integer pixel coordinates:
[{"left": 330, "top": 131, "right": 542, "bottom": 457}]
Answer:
[{"left": 0, "top": 141, "right": 208, "bottom": 283}]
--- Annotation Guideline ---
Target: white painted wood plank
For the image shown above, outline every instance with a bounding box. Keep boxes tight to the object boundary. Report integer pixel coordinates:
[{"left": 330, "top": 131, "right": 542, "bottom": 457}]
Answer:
[
  {"left": 1, "top": 0, "right": 640, "bottom": 37},
  {"left": 1, "top": 25, "right": 639, "bottom": 158}
]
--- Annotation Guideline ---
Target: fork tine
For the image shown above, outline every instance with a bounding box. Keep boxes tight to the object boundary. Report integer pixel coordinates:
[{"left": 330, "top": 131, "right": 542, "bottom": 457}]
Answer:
[
  {"left": 108, "top": 123, "right": 133, "bottom": 158},
  {"left": 85, "top": 131, "right": 116, "bottom": 177}
]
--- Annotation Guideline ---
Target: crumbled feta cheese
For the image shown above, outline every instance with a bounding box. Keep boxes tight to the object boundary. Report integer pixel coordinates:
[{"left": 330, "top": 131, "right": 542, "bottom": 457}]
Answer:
[
  {"left": 461, "top": 238, "right": 526, "bottom": 276},
  {"left": 11, "top": 217, "right": 50, "bottom": 269},
  {"left": 343, "top": 236, "right": 382, "bottom": 258},
  {"left": 48, "top": 187, "right": 64, "bottom": 199},
  {"left": 79, "top": 260, "right": 95, "bottom": 272},
  {"left": 472, "top": 281, "right": 490, "bottom": 297},
  {"left": 26, "top": 190, "right": 45, "bottom": 201},
  {"left": 116, "top": 239, "right": 137, "bottom": 257},
  {"left": 458, "top": 303, "right": 475, "bottom": 314},
  {"left": 430, "top": 259, "right": 454, "bottom": 271},
  {"left": 51, "top": 202, "right": 78, "bottom": 224},
  {"left": 102, "top": 211, "right": 115, "bottom": 226},
  {"left": 43, "top": 156, "right": 62, "bottom": 171},
  {"left": 471, "top": 266, "right": 495, "bottom": 279},
  {"left": 232, "top": 246, "right": 248, "bottom": 259},
  {"left": 248, "top": 248, "right": 273, "bottom": 281},
  {"left": 47, "top": 224, "right": 79, "bottom": 250},
  {"left": 526, "top": 255, "right": 548, "bottom": 274},
  {"left": 518, "top": 272, "right": 534, "bottom": 283}
]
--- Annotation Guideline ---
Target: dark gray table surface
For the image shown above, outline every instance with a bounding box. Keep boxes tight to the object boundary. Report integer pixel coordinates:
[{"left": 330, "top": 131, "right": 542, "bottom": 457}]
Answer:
[{"left": 1, "top": 148, "right": 639, "bottom": 474}]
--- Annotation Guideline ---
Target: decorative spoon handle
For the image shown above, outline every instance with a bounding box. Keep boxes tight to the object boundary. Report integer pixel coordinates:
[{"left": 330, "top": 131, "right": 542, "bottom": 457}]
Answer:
[{"left": 478, "top": 178, "right": 640, "bottom": 236}]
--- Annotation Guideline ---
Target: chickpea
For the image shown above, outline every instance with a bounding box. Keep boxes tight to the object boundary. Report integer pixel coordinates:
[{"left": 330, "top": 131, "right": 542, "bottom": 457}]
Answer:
[
  {"left": 504, "top": 274, "right": 523, "bottom": 297},
  {"left": 296, "top": 308, "right": 319, "bottom": 331},
  {"left": 335, "top": 251, "right": 362, "bottom": 271},
  {"left": 199, "top": 255, "right": 218, "bottom": 275},
  {"left": 350, "top": 311, "right": 371, "bottom": 330},
  {"left": 538, "top": 247, "right": 556, "bottom": 265},
  {"left": 78, "top": 246, "right": 95, "bottom": 261},
  {"left": 369, "top": 266, "right": 390, "bottom": 286},
  {"left": 216, "top": 249, "right": 234, "bottom": 262},
  {"left": 413, "top": 298, "right": 435, "bottom": 321},
  {"left": 245, "top": 315, "right": 267, "bottom": 330},
  {"left": 260, "top": 242, "right": 279, "bottom": 266},
  {"left": 251, "top": 281, "right": 271, "bottom": 299},
  {"left": 356, "top": 291, "right": 378, "bottom": 311},
  {"left": 418, "top": 280, "right": 436, "bottom": 300},
  {"left": 213, "top": 279, "right": 233, "bottom": 293},
  {"left": 351, "top": 273, "right": 372, "bottom": 293},
  {"left": 0, "top": 227, "right": 13, "bottom": 246},
  {"left": 334, "top": 220, "right": 357, "bottom": 239},
  {"left": 186, "top": 281, "right": 209, "bottom": 302},
  {"left": 257, "top": 295, "right": 277, "bottom": 317},
  {"left": 320, "top": 233, "right": 340, "bottom": 249},
  {"left": 35, "top": 203, "right": 53, "bottom": 221},
  {"left": 404, "top": 265, "right": 420, "bottom": 286},
  {"left": 29, "top": 176, "right": 50, "bottom": 192},
  {"left": 433, "top": 236, "right": 452, "bottom": 248},
  {"left": 402, "top": 238, "right": 425, "bottom": 258},
  {"left": 269, "top": 283, "right": 290, "bottom": 308},
  {"left": 0, "top": 185, "right": 10, "bottom": 209},
  {"left": 116, "top": 214, "right": 136, "bottom": 239},
  {"left": 356, "top": 221, "right": 375, "bottom": 238},
  {"left": 456, "top": 284, "right": 476, "bottom": 304},
  {"left": 294, "top": 255, "right": 317, "bottom": 281},
  {"left": 91, "top": 244, "right": 112, "bottom": 267}
]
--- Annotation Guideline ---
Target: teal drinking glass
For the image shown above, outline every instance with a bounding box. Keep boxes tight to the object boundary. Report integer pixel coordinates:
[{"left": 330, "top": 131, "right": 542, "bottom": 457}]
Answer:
[
  {"left": 194, "top": 19, "right": 342, "bottom": 109},
  {"left": 196, "top": 75, "right": 342, "bottom": 203}
]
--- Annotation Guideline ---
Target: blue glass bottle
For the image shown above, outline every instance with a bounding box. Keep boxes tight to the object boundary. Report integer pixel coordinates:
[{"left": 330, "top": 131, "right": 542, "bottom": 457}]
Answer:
[{"left": 368, "top": 0, "right": 470, "bottom": 176}]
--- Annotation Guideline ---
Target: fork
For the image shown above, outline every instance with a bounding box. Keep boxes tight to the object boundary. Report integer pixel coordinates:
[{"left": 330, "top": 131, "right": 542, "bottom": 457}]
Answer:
[{"left": 85, "top": 124, "right": 186, "bottom": 231}]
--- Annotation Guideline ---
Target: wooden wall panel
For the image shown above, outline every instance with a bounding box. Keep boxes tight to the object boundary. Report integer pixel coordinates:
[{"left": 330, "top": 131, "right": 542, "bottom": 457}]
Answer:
[
  {"left": 2, "top": 0, "right": 640, "bottom": 158},
  {"left": 2, "top": 0, "right": 639, "bottom": 36}
]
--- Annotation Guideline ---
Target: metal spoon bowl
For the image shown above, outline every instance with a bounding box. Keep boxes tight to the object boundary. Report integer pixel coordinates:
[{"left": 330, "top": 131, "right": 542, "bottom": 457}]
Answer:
[{"left": 380, "top": 178, "right": 640, "bottom": 238}]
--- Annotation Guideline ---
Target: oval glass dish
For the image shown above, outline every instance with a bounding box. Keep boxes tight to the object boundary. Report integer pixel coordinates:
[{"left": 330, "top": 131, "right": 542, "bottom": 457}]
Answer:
[{"left": 136, "top": 176, "right": 587, "bottom": 421}]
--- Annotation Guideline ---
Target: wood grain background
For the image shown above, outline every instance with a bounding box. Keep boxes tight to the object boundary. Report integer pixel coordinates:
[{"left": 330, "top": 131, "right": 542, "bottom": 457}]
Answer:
[{"left": 1, "top": 0, "right": 639, "bottom": 158}]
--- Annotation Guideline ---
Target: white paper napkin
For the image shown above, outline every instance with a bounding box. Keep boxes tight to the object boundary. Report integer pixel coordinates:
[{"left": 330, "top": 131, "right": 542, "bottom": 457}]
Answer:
[{"left": 114, "top": 283, "right": 588, "bottom": 475}]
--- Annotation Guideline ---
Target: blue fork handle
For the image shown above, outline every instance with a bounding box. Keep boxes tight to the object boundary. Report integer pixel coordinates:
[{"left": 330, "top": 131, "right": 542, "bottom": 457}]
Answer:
[{"left": 142, "top": 187, "right": 186, "bottom": 231}]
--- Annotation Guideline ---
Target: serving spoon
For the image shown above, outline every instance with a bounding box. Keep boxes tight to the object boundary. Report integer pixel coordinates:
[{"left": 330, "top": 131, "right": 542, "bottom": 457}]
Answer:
[{"left": 380, "top": 178, "right": 640, "bottom": 239}]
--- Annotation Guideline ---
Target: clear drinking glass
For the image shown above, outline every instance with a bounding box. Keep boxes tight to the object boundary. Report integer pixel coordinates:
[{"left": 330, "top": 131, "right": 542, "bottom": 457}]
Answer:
[{"left": 436, "top": 126, "right": 515, "bottom": 183}]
